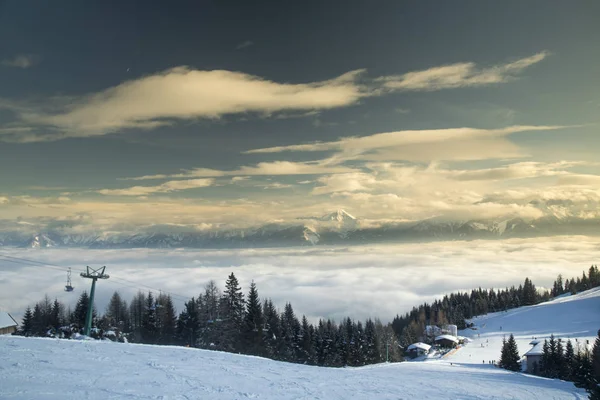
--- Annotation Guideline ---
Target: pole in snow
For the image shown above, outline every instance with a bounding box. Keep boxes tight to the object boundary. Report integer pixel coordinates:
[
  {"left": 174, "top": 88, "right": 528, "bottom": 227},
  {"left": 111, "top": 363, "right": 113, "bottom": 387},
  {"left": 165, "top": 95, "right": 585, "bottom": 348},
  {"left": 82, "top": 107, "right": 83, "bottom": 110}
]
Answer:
[{"left": 80, "top": 266, "right": 109, "bottom": 336}]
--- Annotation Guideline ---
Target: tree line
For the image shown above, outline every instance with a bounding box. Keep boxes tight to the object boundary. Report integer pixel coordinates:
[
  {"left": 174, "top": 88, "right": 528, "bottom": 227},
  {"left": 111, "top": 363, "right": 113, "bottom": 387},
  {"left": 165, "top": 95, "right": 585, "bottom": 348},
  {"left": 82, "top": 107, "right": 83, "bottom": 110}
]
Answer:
[
  {"left": 15, "top": 266, "right": 599, "bottom": 371},
  {"left": 498, "top": 332, "right": 600, "bottom": 399},
  {"left": 392, "top": 266, "right": 599, "bottom": 348},
  {"left": 16, "top": 273, "right": 402, "bottom": 367}
]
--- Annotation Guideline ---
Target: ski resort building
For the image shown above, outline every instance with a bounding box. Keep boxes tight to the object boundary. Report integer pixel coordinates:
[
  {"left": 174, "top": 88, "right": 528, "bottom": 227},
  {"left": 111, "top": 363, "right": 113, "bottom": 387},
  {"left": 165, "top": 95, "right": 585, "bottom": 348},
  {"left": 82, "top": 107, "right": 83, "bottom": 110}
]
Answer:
[
  {"left": 524, "top": 340, "right": 544, "bottom": 373},
  {"left": 0, "top": 311, "right": 18, "bottom": 335},
  {"left": 434, "top": 334, "right": 459, "bottom": 348},
  {"left": 407, "top": 342, "right": 431, "bottom": 358}
]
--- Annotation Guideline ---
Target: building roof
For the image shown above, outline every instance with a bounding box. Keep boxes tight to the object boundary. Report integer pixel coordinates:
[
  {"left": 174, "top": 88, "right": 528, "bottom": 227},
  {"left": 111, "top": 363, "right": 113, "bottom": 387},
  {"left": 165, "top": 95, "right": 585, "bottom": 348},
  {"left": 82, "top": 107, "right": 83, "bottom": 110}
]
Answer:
[
  {"left": 435, "top": 335, "right": 459, "bottom": 343},
  {"left": 0, "top": 311, "right": 18, "bottom": 329},
  {"left": 524, "top": 341, "right": 544, "bottom": 356},
  {"left": 407, "top": 342, "right": 431, "bottom": 352}
]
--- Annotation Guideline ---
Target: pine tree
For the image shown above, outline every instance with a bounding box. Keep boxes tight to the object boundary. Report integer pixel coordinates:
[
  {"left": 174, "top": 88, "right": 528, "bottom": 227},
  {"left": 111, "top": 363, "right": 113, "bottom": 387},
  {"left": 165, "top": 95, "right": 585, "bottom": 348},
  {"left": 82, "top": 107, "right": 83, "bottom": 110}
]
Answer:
[
  {"left": 157, "top": 294, "right": 177, "bottom": 345},
  {"left": 499, "top": 334, "right": 520, "bottom": 371},
  {"left": 540, "top": 339, "right": 551, "bottom": 377},
  {"left": 220, "top": 273, "right": 245, "bottom": 352},
  {"left": 142, "top": 292, "right": 158, "bottom": 344},
  {"left": 262, "top": 299, "right": 282, "bottom": 360},
  {"left": 106, "top": 291, "right": 129, "bottom": 330},
  {"left": 590, "top": 330, "right": 600, "bottom": 400},
  {"left": 177, "top": 297, "right": 200, "bottom": 346},
  {"left": 565, "top": 339, "right": 575, "bottom": 381},
  {"left": 243, "top": 281, "right": 264, "bottom": 356},
  {"left": 129, "top": 291, "right": 146, "bottom": 342},
  {"left": 364, "top": 319, "right": 381, "bottom": 364},
  {"left": 20, "top": 306, "right": 33, "bottom": 336}
]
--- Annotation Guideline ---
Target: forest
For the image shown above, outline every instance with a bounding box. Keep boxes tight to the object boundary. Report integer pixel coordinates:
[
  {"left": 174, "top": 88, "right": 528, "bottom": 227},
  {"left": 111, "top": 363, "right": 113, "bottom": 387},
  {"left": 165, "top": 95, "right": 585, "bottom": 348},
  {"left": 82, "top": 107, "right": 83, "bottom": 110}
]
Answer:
[{"left": 15, "top": 265, "right": 600, "bottom": 370}]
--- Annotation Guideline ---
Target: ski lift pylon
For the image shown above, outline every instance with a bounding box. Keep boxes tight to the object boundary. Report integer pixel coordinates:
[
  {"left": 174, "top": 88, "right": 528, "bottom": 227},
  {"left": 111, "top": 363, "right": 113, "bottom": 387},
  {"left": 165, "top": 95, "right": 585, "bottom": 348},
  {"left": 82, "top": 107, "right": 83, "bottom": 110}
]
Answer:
[{"left": 65, "top": 267, "right": 74, "bottom": 292}]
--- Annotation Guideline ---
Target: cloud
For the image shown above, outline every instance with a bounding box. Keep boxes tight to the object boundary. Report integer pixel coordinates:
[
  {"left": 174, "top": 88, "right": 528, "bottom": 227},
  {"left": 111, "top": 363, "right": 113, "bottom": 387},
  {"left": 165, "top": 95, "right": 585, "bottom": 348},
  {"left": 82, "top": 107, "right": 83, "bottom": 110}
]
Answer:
[
  {"left": 556, "top": 174, "right": 600, "bottom": 186},
  {"left": 2, "top": 68, "right": 367, "bottom": 142},
  {"left": 376, "top": 52, "right": 549, "bottom": 91},
  {"left": 235, "top": 40, "right": 254, "bottom": 50},
  {"left": 246, "top": 125, "right": 571, "bottom": 162},
  {"left": 258, "top": 182, "right": 293, "bottom": 190},
  {"left": 0, "top": 52, "right": 550, "bottom": 143},
  {"left": 1, "top": 54, "right": 40, "bottom": 68},
  {"left": 96, "top": 178, "right": 215, "bottom": 196},
  {"left": 125, "top": 161, "right": 356, "bottom": 181},
  {"left": 1, "top": 238, "right": 598, "bottom": 323}
]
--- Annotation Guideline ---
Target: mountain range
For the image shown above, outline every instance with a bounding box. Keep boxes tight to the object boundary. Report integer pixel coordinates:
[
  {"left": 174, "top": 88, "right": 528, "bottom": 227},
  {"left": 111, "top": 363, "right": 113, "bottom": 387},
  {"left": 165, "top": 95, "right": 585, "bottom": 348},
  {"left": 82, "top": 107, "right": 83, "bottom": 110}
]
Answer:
[{"left": 0, "top": 209, "right": 598, "bottom": 249}]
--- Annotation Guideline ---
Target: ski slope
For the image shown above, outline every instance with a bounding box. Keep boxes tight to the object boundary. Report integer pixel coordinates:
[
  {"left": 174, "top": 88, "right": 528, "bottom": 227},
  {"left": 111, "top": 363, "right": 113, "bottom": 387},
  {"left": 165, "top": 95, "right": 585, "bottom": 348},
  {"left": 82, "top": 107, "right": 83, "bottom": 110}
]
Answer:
[
  {"left": 447, "top": 287, "right": 600, "bottom": 366},
  {"left": 1, "top": 288, "right": 597, "bottom": 399},
  {"left": 0, "top": 335, "right": 587, "bottom": 400}
]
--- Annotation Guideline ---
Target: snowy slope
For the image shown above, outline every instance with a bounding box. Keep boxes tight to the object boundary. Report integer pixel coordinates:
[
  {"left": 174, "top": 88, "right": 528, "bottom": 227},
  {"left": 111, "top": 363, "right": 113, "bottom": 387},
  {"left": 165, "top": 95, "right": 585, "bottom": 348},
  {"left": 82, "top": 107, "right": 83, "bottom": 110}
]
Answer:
[
  {"left": 447, "top": 287, "right": 600, "bottom": 365},
  {"left": 0, "top": 335, "right": 587, "bottom": 400}
]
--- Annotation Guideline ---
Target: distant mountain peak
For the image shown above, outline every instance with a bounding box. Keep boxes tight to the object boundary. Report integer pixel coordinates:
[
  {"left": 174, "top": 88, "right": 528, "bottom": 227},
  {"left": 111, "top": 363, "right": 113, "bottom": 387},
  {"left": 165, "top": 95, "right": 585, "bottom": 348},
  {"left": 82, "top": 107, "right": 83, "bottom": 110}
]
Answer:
[{"left": 319, "top": 209, "right": 356, "bottom": 222}]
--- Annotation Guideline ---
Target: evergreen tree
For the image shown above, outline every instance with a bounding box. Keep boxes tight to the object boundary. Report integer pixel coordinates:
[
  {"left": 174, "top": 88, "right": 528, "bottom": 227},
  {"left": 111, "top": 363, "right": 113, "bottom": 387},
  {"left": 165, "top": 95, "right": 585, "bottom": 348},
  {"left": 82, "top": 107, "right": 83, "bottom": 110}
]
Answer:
[
  {"left": 565, "top": 339, "right": 575, "bottom": 381},
  {"left": 590, "top": 330, "right": 600, "bottom": 400},
  {"left": 262, "top": 299, "right": 282, "bottom": 360},
  {"left": 364, "top": 319, "right": 381, "bottom": 364},
  {"left": 106, "top": 291, "right": 129, "bottom": 330},
  {"left": 142, "top": 292, "right": 158, "bottom": 344},
  {"left": 281, "top": 302, "right": 300, "bottom": 362},
  {"left": 32, "top": 303, "right": 44, "bottom": 336},
  {"left": 20, "top": 306, "right": 33, "bottom": 336},
  {"left": 573, "top": 346, "right": 594, "bottom": 390},
  {"left": 129, "top": 291, "right": 146, "bottom": 342},
  {"left": 199, "top": 281, "right": 221, "bottom": 349},
  {"left": 243, "top": 281, "right": 264, "bottom": 356},
  {"left": 177, "top": 297, "right": 200, "bottom": 347},
  {"left": 220, "top": 272, "right": 245, "bottom": 352},
  {"left": 50, "top": 298, "right": 62, "bottom": 329},
  {"left": 156, "top": 293, "right": 177, "bottom": 345},
  {"left": 500, "top": 334, "right": 520, "bottom": 371},
  {"left": 540, "top": 339, "right": 551, "bottom": 377}
]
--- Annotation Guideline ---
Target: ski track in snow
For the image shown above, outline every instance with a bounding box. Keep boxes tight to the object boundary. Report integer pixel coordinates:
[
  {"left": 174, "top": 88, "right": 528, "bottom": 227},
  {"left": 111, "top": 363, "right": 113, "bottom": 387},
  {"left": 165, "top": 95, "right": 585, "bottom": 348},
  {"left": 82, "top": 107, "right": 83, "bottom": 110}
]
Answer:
[{"left": 1, "top": 288, "right": 598, "bottom": 399}]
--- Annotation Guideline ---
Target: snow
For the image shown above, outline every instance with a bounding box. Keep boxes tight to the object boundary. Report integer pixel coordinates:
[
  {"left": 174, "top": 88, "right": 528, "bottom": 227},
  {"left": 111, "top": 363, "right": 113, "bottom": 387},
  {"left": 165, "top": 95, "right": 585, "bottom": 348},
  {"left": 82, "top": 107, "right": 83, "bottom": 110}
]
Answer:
[
  {"left": 407, "top": 342, "right": 431, "bottom": 351},
  {"left": 0, "top": 311, "right": 17, "bottom": 330},
  {"left": 435, "top": 334, "right": 459, "bottom": 343},
  {"left": 524, "top": 341, "right": 545, "bottom": 356},
  {"left": 0, "top": 288, "right": 597, "bottom": 399},
  {"left": 0, "top": 336, "right": 587, "bottom": 400},
  {"left": 446, "top": 287, "right": 600, "bottom": 366}
]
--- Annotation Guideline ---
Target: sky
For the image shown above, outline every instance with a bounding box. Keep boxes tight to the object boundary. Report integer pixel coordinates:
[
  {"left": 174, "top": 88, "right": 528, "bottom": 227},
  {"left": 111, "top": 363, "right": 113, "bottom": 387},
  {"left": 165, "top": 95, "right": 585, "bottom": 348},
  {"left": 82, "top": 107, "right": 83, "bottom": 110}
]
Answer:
[{"left": 1, "top": 1, "right": 600, "bottom": 233}]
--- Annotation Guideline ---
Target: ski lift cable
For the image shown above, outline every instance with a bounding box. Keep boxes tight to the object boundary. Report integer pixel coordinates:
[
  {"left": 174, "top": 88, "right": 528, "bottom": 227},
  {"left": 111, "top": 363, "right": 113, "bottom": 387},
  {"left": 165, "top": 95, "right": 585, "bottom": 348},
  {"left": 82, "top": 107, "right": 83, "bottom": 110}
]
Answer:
[
  {"left": 0, "top": 256, "right": 73, "bottom": 273},
  {"left": 0, "top": 253, "right": 193, "bottom": 302}
]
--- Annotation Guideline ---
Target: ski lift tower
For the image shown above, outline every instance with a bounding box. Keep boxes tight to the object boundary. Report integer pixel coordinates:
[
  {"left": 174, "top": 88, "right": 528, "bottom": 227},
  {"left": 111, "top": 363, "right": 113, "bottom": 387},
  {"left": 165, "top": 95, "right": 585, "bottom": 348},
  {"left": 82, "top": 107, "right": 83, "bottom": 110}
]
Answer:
[{"left": 80, "top": 266, "right": 109, "bottom": 336}]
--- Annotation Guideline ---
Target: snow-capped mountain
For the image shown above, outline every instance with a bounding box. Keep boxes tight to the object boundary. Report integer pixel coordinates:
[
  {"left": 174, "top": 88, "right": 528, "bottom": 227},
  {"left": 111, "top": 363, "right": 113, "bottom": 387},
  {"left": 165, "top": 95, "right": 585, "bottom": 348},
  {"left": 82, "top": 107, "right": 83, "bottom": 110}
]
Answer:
[{"left": 0, "top": 208, "right": 598, "bottom": 249}]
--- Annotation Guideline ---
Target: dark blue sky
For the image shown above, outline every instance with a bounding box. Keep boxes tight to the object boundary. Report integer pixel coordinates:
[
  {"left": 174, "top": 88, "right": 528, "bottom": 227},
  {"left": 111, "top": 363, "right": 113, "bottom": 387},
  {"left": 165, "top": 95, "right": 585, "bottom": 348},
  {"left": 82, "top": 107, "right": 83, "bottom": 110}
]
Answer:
[{"left": 0, "top": 0, "right": 599, "bottom": 230}]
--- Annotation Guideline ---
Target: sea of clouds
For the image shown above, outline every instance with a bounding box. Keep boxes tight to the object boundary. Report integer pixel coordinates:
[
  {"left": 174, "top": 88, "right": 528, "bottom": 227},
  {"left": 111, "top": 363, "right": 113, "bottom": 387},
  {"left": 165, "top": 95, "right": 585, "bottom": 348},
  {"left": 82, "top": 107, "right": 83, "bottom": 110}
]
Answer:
[{"left": 1, "top": 236, "right": 599, "bottom": 323}]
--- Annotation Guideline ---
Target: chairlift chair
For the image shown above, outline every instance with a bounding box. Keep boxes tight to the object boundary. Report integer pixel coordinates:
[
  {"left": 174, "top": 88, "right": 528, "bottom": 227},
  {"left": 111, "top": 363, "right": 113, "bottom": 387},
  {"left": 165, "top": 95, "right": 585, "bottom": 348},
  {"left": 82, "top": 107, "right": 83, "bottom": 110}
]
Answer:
[{"left": 65, "top": 268, "right": 75, "bottom": 292}]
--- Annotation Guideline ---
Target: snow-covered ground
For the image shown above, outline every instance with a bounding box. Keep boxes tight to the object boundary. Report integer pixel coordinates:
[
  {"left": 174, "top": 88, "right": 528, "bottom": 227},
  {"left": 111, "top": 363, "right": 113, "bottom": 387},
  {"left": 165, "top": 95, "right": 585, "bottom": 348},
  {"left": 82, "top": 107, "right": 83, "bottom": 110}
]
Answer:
[
  {"left": 1, "top": 288, "right": 597, "bottom": 399},
  {"left": 0, "top": 335, "right": 588, "bottom": 400},
  {"left": 446, "top": 287, "right": 600, "bottom": 366}
]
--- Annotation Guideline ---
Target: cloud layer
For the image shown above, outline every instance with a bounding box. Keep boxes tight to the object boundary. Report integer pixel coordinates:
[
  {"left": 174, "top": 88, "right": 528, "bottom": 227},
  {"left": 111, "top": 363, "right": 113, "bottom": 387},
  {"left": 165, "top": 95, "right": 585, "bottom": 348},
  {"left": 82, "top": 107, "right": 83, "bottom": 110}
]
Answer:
[
  {"left": 376, "top": 52, "right": 549, "bottom": 91},
  {"left": 1, "top": 237, "right": 598, "bottom": 323}
]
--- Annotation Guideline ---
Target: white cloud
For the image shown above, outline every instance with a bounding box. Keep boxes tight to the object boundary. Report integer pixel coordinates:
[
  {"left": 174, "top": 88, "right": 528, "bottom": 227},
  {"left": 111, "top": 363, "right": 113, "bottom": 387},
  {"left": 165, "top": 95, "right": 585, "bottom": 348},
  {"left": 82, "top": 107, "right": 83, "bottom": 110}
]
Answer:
[
  {"left": 125, "top": 161, "right": 356, "bottom": 181},
  {"left": 1, "top": 54, "right": 39, "bottom": 68},
  {"left": 1, "top": 238, "right": 598, "bottom": 323},
  {"left": 96, "top": 178, "right": 215, "bottom": 196},
  {"left": 4, "top": 68, "right": 367, "bottom": 142},
  {"left": 376, "top": 52, "right": 549, "bottom": 91},
  {"left": 0, "top": 52, "right": 550, "bottom": 142},
  {"left": 246, "top": 125, "right": 571, "bottom": 162}
]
